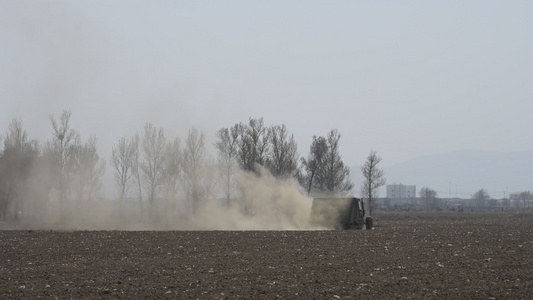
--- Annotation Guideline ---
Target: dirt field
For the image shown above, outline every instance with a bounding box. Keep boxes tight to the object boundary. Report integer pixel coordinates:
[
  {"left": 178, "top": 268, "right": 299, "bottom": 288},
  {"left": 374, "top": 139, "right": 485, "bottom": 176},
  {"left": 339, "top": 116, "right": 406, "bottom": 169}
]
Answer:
[{"left": 1, "top": 212, "right": 532, "bottom": 299}]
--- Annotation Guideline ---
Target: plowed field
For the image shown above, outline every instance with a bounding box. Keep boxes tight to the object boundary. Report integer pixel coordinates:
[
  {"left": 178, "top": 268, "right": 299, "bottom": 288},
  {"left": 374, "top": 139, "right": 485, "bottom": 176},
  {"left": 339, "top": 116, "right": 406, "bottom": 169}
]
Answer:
[{"left": 1, "top": 212, "right": 532, "bottom": 299}]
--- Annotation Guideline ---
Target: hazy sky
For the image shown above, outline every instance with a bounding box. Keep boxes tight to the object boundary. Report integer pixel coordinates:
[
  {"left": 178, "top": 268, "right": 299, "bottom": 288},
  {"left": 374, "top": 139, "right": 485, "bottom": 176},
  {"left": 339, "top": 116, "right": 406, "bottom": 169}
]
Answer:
[{"left": 1, "top": 1, "right": 532, "bottom": 168}]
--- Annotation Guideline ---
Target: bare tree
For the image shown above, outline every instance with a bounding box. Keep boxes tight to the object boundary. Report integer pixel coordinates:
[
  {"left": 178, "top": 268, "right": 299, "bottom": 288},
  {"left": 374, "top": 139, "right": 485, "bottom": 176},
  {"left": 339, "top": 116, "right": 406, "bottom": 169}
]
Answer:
[
  {"left": 49, "top": 110, "right": 80, "bottom": 218},
  {"left": 200, "top": 157, "right": 218, "bottom": 208},
  {"left": 112, "top": 136, "right": 137, "bottom": 205},
  {"left": 69, "top": 135, "right": 105, "bottom": 210},
  {"left": 162, "top": 137, "right": 181, "bottom": 212},
  {"left": 265, "top": 124, "right": 299, "bottom": 180},
  {"left": 83, "top": 137, "right": 106, "bottom": 206},
  {"left": 215, "top": 127, "right": 239, "bottom": 207},
  {"left": 0, "top": 118, "right": 39, "bottom": 220},
  {"left": 182, "top": 127, "right": 207, "bottom": 214},
  {"left": 130, "top": 134, "right": 143, "bottom": 214},
  {"left": 140, "top": 123, "right": 166, "bottom": 213},
  {"left": 419, "top": 187, "right": 438, "bottom": 210},
  {"left": 472, "top": 188, "right": 490, "bottom": 209},
  {"left": 236, "top": 118, "right": 269, "bottom": 173},
  {"left": 361, "top": 149, "right": 386, "bottom": 216},
  {"left": 299, "top": 135, "right": 328, "bottom": 196},
  {"left": 300, "top": 130, "right": 353, "bottom": 196},
  {"left": 318, "top": 129, "right": 354, "bottom": 194}
]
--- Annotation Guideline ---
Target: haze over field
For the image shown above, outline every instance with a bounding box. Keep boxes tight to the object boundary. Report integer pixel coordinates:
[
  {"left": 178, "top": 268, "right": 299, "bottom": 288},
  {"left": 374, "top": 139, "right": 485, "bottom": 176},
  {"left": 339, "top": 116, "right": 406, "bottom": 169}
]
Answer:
[{"left": 1, "top": 1, "right": 532, "bottom": 198}]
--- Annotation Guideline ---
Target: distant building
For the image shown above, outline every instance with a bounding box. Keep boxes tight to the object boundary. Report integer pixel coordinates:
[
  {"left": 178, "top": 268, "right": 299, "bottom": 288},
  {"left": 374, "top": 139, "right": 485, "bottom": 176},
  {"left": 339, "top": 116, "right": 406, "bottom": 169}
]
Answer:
[
  {"left": 510, "top": 191, "right": 533, "bottom": 201},
  {"left": 387, "top": 184, "right": 416, "bottom": 199}
]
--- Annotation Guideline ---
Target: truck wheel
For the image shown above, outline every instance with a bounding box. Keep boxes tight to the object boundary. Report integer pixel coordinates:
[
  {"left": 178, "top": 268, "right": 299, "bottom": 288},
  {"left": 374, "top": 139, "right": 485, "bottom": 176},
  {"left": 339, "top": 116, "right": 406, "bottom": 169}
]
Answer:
[{"left": 365, "top": 217, "right": 373, "bottom": 230}]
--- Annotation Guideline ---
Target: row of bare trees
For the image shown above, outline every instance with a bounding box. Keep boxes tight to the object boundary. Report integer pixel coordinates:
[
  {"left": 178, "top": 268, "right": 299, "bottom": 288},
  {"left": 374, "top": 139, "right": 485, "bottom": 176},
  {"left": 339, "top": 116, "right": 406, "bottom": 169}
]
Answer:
[
  {"left": 111, "top": 124, "right": 214, "bottom": 216},
  {"left": 1, "top": 113, "right": 384, "bottom": 221},
  {"left": 0, "top": 111, "right": 105, "bottom": 221},
  {"left": 111, "top": 117, "right": 360, "bottom": 216},
  {"left": 215, "top": 118, "right": 300, "bottom": 207}
]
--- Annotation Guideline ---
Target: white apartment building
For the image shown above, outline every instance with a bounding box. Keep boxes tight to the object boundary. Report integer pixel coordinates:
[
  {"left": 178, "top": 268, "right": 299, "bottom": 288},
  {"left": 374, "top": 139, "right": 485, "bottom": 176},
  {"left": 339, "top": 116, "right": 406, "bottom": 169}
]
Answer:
[{"left": 387, "top": 183, "right": 416, "bottom": 199}]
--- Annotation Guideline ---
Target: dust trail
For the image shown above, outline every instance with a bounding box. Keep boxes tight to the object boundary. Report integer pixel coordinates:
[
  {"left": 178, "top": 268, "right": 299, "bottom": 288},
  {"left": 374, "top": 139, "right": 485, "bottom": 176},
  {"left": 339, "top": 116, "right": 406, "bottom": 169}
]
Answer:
[
  {"left": 185, "top": 166, "right": 314, "bottom": 230},
  {"left": 5, "top": 163, "right": 317, "bottom": 231}
]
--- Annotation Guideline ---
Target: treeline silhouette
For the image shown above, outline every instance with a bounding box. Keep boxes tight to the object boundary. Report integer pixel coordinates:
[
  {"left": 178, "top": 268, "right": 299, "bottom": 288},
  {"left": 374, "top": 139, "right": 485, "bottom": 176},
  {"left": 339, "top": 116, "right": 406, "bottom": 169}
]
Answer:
[{"left": 0, "top": 110, "right": 353, "bottom": 225}]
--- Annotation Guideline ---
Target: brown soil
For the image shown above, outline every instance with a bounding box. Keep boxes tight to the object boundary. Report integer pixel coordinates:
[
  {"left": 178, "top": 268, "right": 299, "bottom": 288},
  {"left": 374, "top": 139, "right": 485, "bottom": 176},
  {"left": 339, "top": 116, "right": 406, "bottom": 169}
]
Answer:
[{"left": 1, "top": 212, "right": 532, "bottom": 299}]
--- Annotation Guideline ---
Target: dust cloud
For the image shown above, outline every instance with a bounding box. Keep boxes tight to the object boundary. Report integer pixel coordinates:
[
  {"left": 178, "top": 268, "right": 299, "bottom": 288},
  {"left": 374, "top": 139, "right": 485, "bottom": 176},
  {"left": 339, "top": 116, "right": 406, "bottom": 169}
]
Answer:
[{"left": 3, "top": 164, "right": 318, "bottom": 231}]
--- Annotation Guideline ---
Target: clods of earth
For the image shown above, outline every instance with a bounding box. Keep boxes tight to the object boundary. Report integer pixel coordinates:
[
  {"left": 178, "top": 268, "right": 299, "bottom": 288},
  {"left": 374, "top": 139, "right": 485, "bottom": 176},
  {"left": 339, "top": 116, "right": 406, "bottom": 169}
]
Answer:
[{"left": 1, "top": 212, "right": 532, "bottom": 299}]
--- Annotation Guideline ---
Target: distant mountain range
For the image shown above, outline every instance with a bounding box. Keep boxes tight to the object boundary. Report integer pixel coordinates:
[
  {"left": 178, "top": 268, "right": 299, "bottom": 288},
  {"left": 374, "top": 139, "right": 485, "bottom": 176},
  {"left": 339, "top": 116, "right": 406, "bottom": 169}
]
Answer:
[{"left": 352, "top": 149, "right": 533, "bottom": 199}]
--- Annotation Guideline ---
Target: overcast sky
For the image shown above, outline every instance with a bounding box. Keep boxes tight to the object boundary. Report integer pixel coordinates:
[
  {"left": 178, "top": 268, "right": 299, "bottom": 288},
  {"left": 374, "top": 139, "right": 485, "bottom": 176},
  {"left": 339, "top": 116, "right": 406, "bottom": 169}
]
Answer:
[{"left": 1, "top": 1, "right": 532, "bottom": 168}]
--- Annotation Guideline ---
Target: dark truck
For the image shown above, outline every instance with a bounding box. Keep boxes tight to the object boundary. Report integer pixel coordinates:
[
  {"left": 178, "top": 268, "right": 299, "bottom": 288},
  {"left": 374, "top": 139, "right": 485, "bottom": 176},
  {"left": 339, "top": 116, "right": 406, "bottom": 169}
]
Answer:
[{"left": 310, "top": 197, "right": 373, "bottom": 229}]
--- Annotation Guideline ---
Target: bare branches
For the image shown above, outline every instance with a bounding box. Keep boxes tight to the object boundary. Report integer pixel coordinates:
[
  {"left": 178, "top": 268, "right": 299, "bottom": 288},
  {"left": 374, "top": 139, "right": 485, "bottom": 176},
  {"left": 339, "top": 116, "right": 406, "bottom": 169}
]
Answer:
[
  {"left": 162, "top": 137, "right": 181, "bottom": 212},
  {"left": 420, "top": 187, "right": 439, "bottom": 210},
  {"left": 49, "top": 110, "right": 80, "bottom": 218},
  {"left": 361, "top": 149, "right": 386, "bottom": 215},
  {"left": 472, "top": 188, "right": 490, "bottom": 208},
  {"left": 300, "top": 129, "right": 353, "bottom": 196},
  {"left": 215, "top": 127, "right": 239, "bottom": 206},
  {"left": 111, "top": 136, "right": 138, "bottom": 204},
  {"left": 0, "top": 118, "right": 39, "bottom": 220},
  {"left": 182, "top": 127, "right": 208, "bottom": 214},
  {"left": 140, "top": 123, "right": 166, "bottom": 207},
  {"left": 300, "top": 135, "right": 328, "bottom": 196},
  {"left": 236, "top": 118, "right": 269, "bottom": 173},
  {"left": 266, "top": 125, "right": 299, "bottom": 180},
  {"left": 69, "top": 135, "right": 105, "bottom": 208}
]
